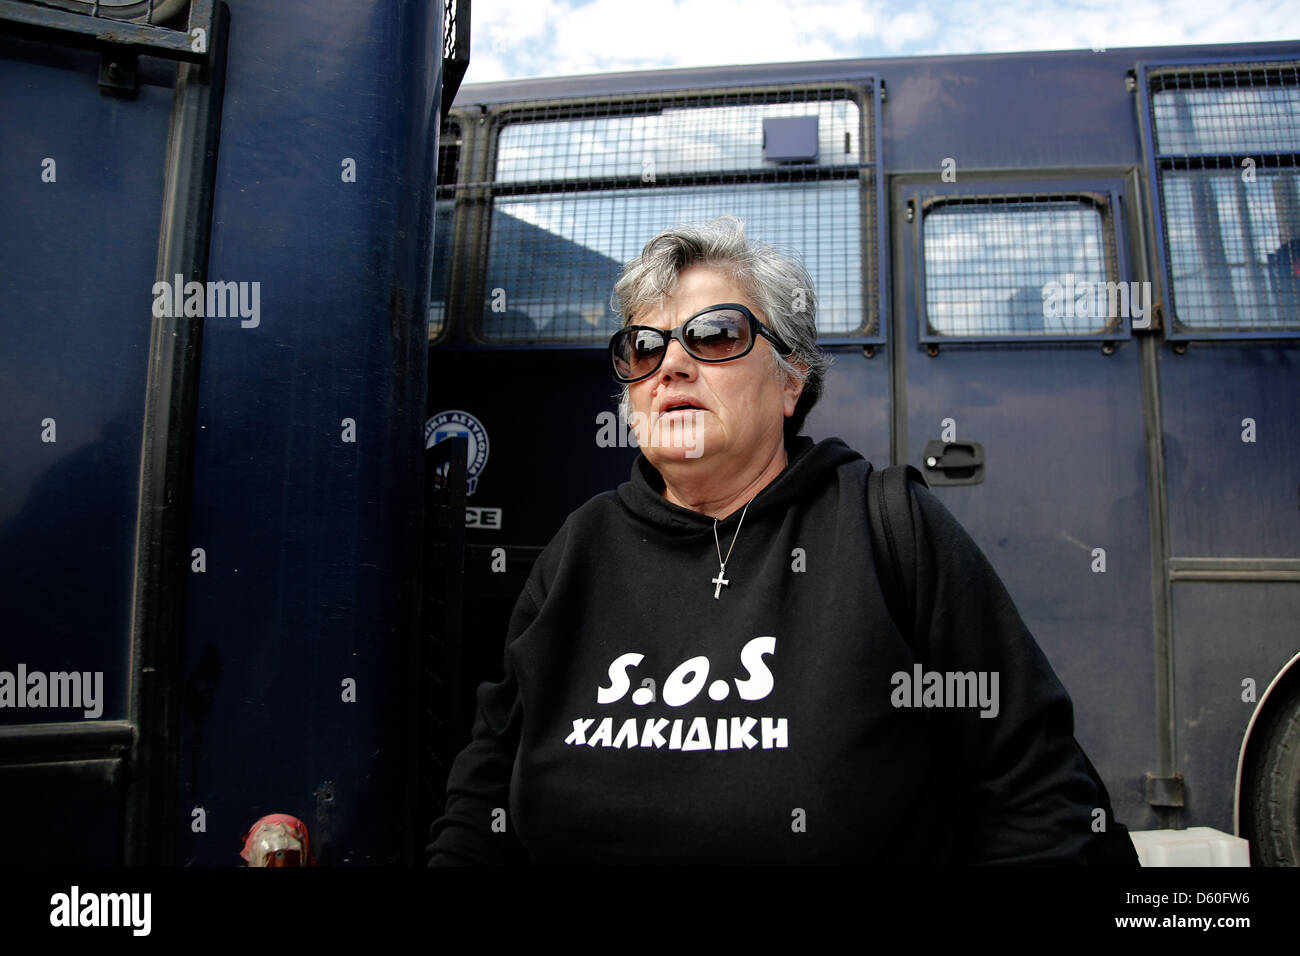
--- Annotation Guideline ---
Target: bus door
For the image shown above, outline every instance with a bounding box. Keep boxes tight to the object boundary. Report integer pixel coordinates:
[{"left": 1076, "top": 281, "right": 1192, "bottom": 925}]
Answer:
[
  {"left": 0, "top": 4, "right": 227, "bottom": 865},
  {"left": 893, "top": 176, "right": 1157, "bottom": 832}
]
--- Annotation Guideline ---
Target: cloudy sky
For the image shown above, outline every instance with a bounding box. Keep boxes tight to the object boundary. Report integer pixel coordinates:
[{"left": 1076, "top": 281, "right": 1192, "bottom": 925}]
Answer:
[{"left": 459, "top": 0, "right": 1294, "bottom": 84}]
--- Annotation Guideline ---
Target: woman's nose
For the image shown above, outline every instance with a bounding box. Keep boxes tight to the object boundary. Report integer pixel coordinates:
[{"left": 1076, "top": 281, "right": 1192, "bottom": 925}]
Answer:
[{"left": 658, "top": 337, "right": 696, "bottom": 378}]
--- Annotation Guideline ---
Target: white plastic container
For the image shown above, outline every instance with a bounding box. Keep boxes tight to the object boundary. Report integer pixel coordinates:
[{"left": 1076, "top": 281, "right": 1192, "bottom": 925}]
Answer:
[{"left": 1127, "top": 827, "right": 1251, "bottom": 866}]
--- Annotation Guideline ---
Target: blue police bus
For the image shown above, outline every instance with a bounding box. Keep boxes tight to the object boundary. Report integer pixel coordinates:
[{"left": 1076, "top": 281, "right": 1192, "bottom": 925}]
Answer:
[{"left": 427, "top": 38, "right": 1300, "bottom": 865}]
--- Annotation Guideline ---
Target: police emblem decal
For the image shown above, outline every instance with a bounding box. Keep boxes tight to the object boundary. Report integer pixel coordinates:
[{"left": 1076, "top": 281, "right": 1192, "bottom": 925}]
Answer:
[{"left": 425, "top": 409, "right": 490, "bottom": 495}]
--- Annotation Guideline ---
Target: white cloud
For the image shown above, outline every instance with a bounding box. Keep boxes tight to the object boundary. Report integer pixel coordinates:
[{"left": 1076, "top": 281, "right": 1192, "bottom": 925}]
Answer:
[
  {"left": 879, "top": 7, "right": 940, "bottom": 52},
  {"left": 459, "top": 0, "right": 1297, "bottom": 84}
]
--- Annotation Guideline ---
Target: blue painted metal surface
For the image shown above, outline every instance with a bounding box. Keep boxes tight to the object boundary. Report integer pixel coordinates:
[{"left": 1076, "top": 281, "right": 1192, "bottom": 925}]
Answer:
[
  {"left": 0, "top": 37, "right": 175, "bottom": 866},
  {"left": 1, "top": 0, "right": 442, "bottom": 866},
  {"left": 175, "top": 0, "right": 441, "bottom": 865},
  {"left": 0, "top": 41, "right": 172, "bottom": 725},
  {"left": 1174, "top": 581, "right": 1300, "bottom": 830},
  {"left": 1160, "top": 346, "right": 1300, "bottom": 559}
]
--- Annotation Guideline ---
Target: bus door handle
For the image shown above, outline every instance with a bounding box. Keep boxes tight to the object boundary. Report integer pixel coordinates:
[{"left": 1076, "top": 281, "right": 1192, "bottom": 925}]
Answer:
[{"left": 921, "top": 439, "right": 985, "bottom": 486}]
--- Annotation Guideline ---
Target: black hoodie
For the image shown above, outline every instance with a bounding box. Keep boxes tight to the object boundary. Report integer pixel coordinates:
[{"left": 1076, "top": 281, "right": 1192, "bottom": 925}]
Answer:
[{"left": 428, "top": 436, "right": 1100, "bottom": 865}]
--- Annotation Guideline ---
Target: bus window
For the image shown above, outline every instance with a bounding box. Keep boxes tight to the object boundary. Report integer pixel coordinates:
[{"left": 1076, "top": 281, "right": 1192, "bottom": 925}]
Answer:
[
  {"left": 1144, "top": 61, "right": 1300, "bottom": 333},
  {"left": 477, "top": 89, "right": 876, "bottom": 342},
  {"left": 919, "top": 196, "right": 1118, "bottom": 338}
]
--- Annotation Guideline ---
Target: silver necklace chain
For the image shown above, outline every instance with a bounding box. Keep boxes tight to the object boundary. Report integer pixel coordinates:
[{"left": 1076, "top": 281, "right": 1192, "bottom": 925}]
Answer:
[{"left": 710, "top": 497, "right": 753, "bottom": 599}]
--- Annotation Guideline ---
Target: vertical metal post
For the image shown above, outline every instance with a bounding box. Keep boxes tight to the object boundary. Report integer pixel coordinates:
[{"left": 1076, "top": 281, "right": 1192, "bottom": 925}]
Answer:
[{"left": 124, "top": 1, "right": 228, "bottom": 866}]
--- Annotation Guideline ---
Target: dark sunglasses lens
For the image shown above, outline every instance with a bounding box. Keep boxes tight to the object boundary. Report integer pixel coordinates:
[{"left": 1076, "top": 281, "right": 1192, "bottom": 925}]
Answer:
[
  {"left": 685, "top": 310, "right": 749, "bottom": 360},
  {"left": 612, "top": 327, "right": 666, "bottom": 380}
]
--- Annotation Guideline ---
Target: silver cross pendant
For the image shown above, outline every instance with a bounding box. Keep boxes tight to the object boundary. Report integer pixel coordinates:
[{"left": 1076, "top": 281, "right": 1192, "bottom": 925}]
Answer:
[{"left": 711, "top": 567, "right": 730, "bottom": 599}]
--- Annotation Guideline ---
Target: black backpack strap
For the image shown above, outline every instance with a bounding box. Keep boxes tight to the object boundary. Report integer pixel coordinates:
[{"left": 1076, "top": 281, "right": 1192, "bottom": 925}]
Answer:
[
  {"left": 866, "top": 463, "right": 928, "bottom": 639},
  {"left": 865, "top": 461, "right": 1139, "bottom": 867}
]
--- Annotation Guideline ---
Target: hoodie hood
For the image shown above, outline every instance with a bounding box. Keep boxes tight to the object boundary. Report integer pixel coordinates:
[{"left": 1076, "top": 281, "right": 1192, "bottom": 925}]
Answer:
[{"left": 616, "top": 435, "right": 865, "bottom": 532}]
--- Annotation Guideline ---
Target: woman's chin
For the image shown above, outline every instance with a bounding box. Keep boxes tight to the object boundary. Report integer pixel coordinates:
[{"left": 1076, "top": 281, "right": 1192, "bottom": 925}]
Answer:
[
  {"left": 636, "top": 414, "right": 710, "bottom": 464},
  {"left": 641, "top": 432, "right": 709, "bottom": 467},
  {"left": 645, "top": 444, "right": 706, "bottom": 469}
]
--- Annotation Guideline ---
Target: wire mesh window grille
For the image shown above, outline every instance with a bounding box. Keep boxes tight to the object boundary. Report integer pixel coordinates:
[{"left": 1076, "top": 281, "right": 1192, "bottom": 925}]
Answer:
[
  {"left": 437, "top": 119, "right": 462, "bottom": 191},
  {"left": 3, "top": 0, "right": 211, "bottom": 56},
  {"left": 1147, "top": 62, "right": 1300, "bottom": 332},
  {"left": 429, "top": 120, "right": 461, "bottom": 338},
  {"left": 479, "top": 88, "right": 873, "bottom": 343},
  {"left": 921, "top": 198, "right": 1118, "bottom": 337},
  {"left": 429, "top": 201, "right": 454, "bottom": 338},
  {"left": 442, "top": 0, "right": 460, "bottom": 62},
  {"left": 494, "top": 99, "right": 861, "bottom": 182},
  {"left": 16, "top": 0, "right": 190, "bottom": 24},
  {"left": 440, "top": 0, "right": 468, "bottom": 121}
]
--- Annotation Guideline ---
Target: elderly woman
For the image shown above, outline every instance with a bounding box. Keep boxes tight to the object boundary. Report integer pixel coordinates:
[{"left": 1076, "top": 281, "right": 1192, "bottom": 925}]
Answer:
[{"left": 428, "top": 216, "right": 1127, "bottom": 865}]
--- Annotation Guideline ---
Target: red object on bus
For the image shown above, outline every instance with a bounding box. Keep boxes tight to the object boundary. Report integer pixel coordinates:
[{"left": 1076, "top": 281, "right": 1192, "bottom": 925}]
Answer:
[{"left": 240, "top": 813, "right": 316, "bottom": 867}]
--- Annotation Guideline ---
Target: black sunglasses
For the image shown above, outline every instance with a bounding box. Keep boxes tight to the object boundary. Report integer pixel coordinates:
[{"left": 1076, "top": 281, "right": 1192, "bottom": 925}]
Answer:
[{"left": 609, "top": 303, "right": 794, "bottom": 384}]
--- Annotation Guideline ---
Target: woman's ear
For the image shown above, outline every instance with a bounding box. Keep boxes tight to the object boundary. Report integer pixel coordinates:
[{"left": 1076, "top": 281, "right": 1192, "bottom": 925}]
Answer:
[{"left": 782, "top": 360, "right": 809, "bottom": 417}]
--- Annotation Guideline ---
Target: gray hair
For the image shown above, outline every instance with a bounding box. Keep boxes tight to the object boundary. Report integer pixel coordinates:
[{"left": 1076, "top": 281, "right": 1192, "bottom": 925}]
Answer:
[{"left": 610, "top": 215, "right": 831, "bottom": 439}]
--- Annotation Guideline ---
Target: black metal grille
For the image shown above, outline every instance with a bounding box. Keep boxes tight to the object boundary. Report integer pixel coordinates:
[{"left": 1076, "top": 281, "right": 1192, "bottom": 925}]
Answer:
[
  {"left": 921, "top": 196, "right": 1119, "bottom": 337},
  {"left": 476, "top": 85, "right": 875, "bottom": 343},
  {"left": 437, "top": 119, "right": 462, "bottom": 191},
  {"left": 429, "top": 121, "right": 461, "bottom": 338},
  {"left": 416, "top": 436, "right": 467, "bottom": 857},
  {"left": 441, "top": 0, "right": 469, "bottom": 122},
  {"left": 429, "top": 200, "right": 454, "bottom": 339},
  {"left": 1147, "top": 61, "right": 1300, "bottom": 333},
  {"left": 0, "top": 0, "right": 211, "bottom": 61},
  {"left": 12, "top": 0, "right": 189, "bottom": 24}
]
